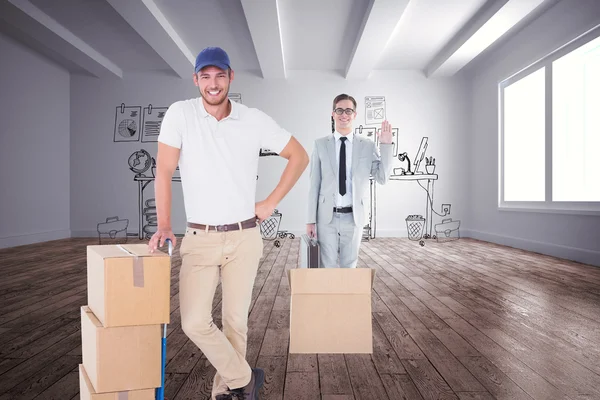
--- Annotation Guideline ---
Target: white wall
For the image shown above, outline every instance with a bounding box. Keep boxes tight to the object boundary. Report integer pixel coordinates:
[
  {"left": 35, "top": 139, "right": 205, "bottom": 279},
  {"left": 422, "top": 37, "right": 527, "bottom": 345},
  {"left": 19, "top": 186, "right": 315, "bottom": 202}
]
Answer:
[
  {"left": 70, "top": 70, "right": 470, "bottom": 241},
  {"left": 0, "top": 33, "right": 70, "bottom": 248},
  {"left": 466, "top": 0, "right": 600, "bottom": 266}
]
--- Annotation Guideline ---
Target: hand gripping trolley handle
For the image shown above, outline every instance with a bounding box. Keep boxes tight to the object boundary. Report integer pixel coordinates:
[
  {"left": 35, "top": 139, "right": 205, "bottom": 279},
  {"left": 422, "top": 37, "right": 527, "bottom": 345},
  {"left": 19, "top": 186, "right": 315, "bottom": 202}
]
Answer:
[{"left": 156, "top": 238, "right": 172, "bottom": 400}]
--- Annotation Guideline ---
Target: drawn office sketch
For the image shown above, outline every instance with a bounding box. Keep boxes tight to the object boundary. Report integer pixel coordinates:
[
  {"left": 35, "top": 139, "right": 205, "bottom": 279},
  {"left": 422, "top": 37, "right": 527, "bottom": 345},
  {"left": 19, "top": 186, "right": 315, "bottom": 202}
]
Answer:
[
  {"left": 114, "top": 103, "right": 141, "bottom": 142},
  {"left": 259, "top": 148, "right": 278, "bottom": 157},
  {"left": 393, "top": 136, "right": 428, "bottom": 176},
  {"left": 399, "top": 151, "right": 462, "bottom": 245},
  {"left": 259, "top": 209, "right": 294, "bottom": 247},
  {"left": 365, "top": 132, "right": 462, "bottom": 244},
  {"left": 434, "top": 218, "right": 460, "bottom": 243},
  {"left": 407, "top": 210, "right": 461, "bottom": 245},
  {"left": 141, "top": 198, "right": 157, "bottom": 240},
  {"left": 229, "top": 93, "right": 242, "bottom": 103},
  {"left": 97, "top": 216, "right": 129, "bottom": 244},
  {"left": 406, "top": 215, "right": 426, "bottom": 242},
  {"left": 372, "top": 127, "right": 399, "bottom": 157},
  {"left": 365, "top": 96, "right": 386, "bottom": 125},
  {"left": 355, "top": 125, "right": 377, "bottom": 140},
  {"left": 126, "top": 149, "right": 160, "bottom": 239},
  {"left": 141, "top": 104, "right": 168, "bottom": 143},
  {"left": 128, "top": 149, "right": 154, "bottom": 177}
]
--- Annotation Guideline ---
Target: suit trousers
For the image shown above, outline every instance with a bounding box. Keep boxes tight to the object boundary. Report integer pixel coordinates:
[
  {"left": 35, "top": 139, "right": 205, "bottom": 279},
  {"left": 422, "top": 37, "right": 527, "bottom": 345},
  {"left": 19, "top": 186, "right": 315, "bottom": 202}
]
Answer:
[
  {"left": 178, "top": 224, "right": 263, "bottom": 399},
  {"left": 317, "top": 211, "right": 363, "bottom": 268}
]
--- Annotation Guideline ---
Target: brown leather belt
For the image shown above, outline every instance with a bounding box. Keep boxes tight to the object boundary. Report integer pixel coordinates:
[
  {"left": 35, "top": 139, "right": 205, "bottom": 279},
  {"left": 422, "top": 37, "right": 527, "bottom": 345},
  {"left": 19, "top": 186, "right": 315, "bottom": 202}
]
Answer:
[{"left": 187, "top": 217, "right": 258, "bottom": 232}]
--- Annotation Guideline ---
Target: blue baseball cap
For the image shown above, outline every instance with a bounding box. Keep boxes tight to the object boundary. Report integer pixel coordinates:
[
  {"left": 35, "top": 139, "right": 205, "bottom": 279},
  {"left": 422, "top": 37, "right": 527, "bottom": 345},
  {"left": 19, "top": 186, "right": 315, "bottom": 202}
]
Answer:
[{"left": 194, "top": 47, "right": 230, "bottom": 73}]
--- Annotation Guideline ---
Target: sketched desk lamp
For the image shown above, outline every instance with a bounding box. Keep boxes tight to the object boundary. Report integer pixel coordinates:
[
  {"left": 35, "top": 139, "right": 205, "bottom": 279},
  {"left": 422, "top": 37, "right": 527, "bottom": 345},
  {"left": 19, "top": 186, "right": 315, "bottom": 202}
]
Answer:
[{"left": 397, "top": 137, "right": 428, "bottom": 176}]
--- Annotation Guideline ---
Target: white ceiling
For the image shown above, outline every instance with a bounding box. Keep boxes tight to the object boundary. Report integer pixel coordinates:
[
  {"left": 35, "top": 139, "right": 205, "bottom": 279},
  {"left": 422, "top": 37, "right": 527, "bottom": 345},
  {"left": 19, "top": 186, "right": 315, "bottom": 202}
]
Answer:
[{"left": 0, "top": 0, "right": 560, "bottom": 80}]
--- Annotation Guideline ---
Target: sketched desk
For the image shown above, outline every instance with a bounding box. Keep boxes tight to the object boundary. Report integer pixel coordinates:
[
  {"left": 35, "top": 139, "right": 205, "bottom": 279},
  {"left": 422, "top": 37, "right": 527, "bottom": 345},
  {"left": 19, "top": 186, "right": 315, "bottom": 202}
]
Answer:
[
  {"left": 369, "top": 173, "right": 438, "bottom": 239},
  {"left": 133, "top": 175, "right": 181, "bottom": 239}
]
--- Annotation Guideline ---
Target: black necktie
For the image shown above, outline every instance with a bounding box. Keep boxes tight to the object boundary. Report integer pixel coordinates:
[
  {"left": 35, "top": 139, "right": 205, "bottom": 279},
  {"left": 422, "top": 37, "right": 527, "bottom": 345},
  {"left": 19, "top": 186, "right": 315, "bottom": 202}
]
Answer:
[{"left": 339, "top": 137, "right": 347, "bottom": 196}]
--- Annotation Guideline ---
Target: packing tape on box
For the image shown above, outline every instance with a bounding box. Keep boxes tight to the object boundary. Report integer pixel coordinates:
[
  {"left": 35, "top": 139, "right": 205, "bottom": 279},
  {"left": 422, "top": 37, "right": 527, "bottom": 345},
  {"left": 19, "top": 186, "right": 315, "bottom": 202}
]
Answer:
[
  {"left": 118, "top": 392, "right": 128, "bottom": 400},
  {"left": 117, "top": 245, "right": 145, "bottom": 288}
]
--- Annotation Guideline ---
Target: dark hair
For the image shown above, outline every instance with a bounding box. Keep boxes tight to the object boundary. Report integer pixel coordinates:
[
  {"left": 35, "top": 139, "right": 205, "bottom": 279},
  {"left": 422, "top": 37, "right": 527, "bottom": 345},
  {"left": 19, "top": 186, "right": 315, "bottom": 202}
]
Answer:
[
  {"left": 331, "top": 93, "right": 357, "bottom": 133},
  {"left": 332, "top": 93, "right": 357, "bottom": 110}
]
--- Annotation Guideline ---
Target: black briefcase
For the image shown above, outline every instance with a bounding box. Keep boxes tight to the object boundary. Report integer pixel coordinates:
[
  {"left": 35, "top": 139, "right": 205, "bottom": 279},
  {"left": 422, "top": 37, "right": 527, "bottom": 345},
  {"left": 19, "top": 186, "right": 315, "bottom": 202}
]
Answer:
[{"left": 300, "top": 234, "right": 320, "bottom": 268}]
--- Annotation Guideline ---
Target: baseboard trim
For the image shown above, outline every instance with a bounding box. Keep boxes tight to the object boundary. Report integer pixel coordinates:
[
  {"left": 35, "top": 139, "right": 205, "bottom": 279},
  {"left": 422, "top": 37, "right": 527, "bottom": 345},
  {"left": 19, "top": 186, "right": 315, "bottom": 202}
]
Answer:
[
  {"left": 70, "top": 230, "right": 102, "bottom": 238},
  {"left": 463, "top": 229, "right": 600, "bottom": 267},
  {"left": 23, "top": 228, "right": 597, "bottom": 268},
  {"left": 0, "top": 229, "right": 71, "bottom": 249},
  {"left": 369, "top": 229, "right": 408, "bottom": 237}
]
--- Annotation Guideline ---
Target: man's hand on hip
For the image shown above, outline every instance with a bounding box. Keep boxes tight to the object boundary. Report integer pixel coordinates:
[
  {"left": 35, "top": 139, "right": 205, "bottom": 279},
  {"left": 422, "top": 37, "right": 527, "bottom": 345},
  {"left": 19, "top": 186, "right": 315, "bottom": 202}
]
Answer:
[
  {"left": 149, "top": 228, "right": 177, "bottom": 253},
  {"left": 255, "top": 199, "right": 276, "bottom": 223},
  {"left": 306, "top": 223, "right": 317, "bottom": 239}
]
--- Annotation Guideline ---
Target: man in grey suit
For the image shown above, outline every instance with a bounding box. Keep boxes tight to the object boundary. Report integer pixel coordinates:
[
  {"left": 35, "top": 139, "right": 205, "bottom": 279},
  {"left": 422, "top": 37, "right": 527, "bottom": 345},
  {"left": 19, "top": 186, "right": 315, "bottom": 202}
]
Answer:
[{"left": 306, "top": 94, "right": 394, "bottom": 268}]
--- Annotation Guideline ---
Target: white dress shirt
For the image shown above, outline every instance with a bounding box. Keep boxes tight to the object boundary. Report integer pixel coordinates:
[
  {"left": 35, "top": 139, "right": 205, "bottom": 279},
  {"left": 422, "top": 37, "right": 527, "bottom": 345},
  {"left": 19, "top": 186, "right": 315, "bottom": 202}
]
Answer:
[{"left": 334, "top": 131, "right": 353, "bottom": 207}]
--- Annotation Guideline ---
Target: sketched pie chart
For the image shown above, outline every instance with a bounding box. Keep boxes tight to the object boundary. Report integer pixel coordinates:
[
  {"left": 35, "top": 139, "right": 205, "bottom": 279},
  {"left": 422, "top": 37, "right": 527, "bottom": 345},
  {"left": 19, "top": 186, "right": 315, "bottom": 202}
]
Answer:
[{"left": 118, "top": 119, "right": 137, "bottom": 138}]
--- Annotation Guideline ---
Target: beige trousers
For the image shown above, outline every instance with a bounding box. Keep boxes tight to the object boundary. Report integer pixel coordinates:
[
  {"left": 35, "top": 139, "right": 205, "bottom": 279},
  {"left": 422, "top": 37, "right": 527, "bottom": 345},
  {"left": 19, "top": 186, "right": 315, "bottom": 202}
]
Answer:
[{"left": 178, "top": 223, "right": 263, "bottom": 399}]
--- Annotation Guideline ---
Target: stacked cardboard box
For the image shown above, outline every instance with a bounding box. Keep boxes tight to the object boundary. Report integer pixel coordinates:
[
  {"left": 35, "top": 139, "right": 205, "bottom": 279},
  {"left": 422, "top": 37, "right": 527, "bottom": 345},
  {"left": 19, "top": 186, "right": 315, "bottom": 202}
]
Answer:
[
  {"left": 79, "top": 244, "right": 171, "bottom": 399},
  {"left": 288, "top": 268, "right": 376, "bottom": 354}
]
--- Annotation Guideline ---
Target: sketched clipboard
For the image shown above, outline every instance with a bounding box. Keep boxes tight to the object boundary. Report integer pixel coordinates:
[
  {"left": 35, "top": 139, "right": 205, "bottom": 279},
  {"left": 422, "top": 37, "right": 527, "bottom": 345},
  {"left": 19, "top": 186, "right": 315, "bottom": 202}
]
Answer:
[
  {"left": 114, "top": 103, "right": 141, "bottom": 142},
  {"left": 141, "top": 104, "right": 168, "bottom": 143},
  {"left": 354, "top": 125, "right": 377, "bottom": 141}
]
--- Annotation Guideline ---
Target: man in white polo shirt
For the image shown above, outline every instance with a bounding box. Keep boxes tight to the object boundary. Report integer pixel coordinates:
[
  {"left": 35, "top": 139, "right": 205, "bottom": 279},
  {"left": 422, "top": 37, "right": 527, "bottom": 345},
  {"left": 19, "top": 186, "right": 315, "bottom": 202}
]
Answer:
[{"left": 149, "top": 47, "right": 308, "bottom": 400}]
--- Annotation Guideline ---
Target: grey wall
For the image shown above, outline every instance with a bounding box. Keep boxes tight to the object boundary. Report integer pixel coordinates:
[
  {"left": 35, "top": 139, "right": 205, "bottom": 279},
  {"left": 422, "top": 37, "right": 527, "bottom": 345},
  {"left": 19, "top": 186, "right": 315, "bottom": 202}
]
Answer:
[
  {"left": 466, "top": 0, "right": 600, "bottom": 266},
  {"left": 69, "top": 70, "right": 470, "bottom": 241},
  {"left": 0, "top": 33, "right": 70, "bottom": 249}
]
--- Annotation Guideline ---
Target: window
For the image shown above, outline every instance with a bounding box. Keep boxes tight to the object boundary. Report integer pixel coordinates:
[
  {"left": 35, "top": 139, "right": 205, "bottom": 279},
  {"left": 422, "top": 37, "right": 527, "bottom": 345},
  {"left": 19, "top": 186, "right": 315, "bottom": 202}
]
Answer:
[{"left": 499, "top": 26, "right": 600, "bottom": 213}]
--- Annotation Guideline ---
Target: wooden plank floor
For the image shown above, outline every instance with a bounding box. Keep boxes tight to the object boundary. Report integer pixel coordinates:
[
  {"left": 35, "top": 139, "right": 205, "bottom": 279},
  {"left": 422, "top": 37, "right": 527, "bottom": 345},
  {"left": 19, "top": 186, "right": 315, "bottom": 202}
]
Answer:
[{"left": 1, "top": 236, "right": 600, "bottom": 399}]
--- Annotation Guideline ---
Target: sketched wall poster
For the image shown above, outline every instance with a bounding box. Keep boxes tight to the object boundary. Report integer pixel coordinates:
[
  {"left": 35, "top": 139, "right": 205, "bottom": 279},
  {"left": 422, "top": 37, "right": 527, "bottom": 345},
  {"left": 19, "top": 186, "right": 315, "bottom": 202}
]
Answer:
[
  {"left": 365, "top": 96, "right": 386, "bottom": 125},
  {"left": 141, "top": 104, "right": 168, "bottom": 143},
  {"left": 354, "top": 125, "right": 377, "bottom": 141},
  {"left": 114, "top": 103, "right": 141, "bottom": 142}
]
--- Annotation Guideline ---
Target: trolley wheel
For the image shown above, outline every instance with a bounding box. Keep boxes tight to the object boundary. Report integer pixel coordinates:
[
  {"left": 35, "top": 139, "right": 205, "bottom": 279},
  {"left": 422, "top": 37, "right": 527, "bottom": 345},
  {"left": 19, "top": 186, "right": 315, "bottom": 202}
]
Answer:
[
  {"left": 432, "top": 235, "right": 437, "bottom": 240},
  {"left": 419, "top": 240, "right": 425, "bottom": 247},
  {"left": 289, "top": 233, "right": 295, "bottom": 239},
  {"left": 274, "top": 240, "right": 281, "bottom": 247},
  {"left": 279, "top": 232, "right": 286, "bottom": 239}
]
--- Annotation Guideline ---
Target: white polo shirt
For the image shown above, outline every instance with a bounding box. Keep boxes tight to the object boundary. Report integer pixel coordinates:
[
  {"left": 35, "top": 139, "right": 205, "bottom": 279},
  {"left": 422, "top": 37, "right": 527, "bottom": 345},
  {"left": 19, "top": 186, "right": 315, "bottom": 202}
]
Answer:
[{"left": 157, "top": 97, "right": 291, "bottom": 225}]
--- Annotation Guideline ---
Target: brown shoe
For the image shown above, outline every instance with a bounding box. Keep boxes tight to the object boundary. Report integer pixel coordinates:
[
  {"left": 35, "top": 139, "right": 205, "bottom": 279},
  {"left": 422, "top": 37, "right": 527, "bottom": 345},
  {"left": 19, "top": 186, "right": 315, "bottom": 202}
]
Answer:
[{"left": 215, "top": 368, "right": 264, "bottom": 400}]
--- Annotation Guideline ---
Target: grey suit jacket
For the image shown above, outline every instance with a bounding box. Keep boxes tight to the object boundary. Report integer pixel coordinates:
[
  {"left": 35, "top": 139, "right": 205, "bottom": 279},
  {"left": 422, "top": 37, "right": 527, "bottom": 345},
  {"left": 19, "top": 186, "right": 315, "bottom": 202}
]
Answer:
[{"left": 307, "top": 134, "right": 394, "bottom": 228}]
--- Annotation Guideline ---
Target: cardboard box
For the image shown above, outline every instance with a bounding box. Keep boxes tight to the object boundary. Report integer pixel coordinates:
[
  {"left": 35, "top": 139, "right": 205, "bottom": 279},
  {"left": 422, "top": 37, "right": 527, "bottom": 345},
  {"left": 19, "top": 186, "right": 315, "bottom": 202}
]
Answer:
[
  {"left": 79, "top": 364, "right": 155, "bottom": 400},
  {"left": 288, "top": 268, "right": 375, "bottom": 353},
  {"left": 87, "top": 244, "right": 171, "bottom": 327},
  {"left": 81, "top": 306, "right": 161, "bottom": 393}
]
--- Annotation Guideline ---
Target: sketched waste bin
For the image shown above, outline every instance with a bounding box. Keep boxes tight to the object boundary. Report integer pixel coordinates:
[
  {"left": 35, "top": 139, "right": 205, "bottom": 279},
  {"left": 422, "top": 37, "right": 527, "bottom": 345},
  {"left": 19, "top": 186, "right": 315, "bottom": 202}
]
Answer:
[
  {"left": 405, "top": 214, "right": 425, "bottom": 241},
  {"left": 260, "top": 209, "right": 294, "bottom": 247}
]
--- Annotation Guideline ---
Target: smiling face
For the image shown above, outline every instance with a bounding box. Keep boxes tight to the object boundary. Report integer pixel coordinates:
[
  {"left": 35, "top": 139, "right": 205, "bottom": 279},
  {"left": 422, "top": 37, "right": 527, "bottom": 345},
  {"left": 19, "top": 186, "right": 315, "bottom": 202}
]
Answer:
[
  {"left": 193, "top": 66, "right": 233, "bottom": 106},
  {"left": 332, "top": 99, "right": 357, "bottom": 133}
]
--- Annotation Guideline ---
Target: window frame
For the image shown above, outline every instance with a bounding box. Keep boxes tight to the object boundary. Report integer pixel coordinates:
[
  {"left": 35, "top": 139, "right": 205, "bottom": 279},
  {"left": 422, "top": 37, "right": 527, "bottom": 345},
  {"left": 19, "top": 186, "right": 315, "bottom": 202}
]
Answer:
[{"left": 498, "top": 24, "right": 600, "bottom": 216}]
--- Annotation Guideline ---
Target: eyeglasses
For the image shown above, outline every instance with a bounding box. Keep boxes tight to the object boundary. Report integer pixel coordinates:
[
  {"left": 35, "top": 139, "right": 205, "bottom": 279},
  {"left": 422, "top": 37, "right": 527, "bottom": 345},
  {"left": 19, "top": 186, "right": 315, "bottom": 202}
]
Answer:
[{"left": 334, "top": 108, "right": 355, "bottom": 115}]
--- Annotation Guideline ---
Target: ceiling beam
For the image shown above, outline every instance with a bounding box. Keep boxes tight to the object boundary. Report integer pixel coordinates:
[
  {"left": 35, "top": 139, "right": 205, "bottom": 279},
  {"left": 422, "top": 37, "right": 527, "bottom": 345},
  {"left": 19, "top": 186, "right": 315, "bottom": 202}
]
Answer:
[
  {"left": 106, "top": 0, "right": 194, "bottom": 79},
  {"left": 240, "top": 0, "right": 286, "bottom": 79},
  {"left": 2, "top": 0, "right": 123, "bottom": 78},
  {"left": 344, "top": 0, "right": 410, "bottom": 79},
  {"left": 425, "top": 0, "right": 546, "bottom": 77}
]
